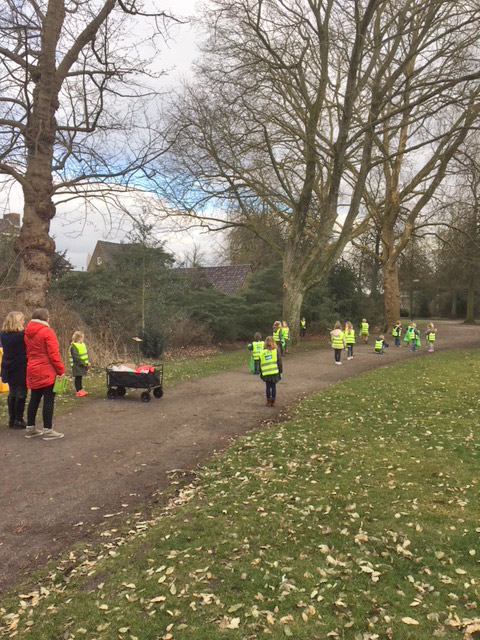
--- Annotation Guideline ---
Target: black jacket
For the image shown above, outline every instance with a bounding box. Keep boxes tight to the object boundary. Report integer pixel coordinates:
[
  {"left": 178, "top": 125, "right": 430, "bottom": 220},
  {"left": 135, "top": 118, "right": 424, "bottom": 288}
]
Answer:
[{"left": 0, "top": 330, "right": 27, "bottom": 386}]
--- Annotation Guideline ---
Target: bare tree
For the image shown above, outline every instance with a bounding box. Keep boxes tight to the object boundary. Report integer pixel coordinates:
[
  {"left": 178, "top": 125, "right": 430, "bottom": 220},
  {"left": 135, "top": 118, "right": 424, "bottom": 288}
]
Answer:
[
  {"left": 353, "top": 8, "right": 480, "bottom": 328},
  {"left": 158, "top": 0, "right": 480, "bottom": 341},
  {"left": 0, "top": 0, "right": 179, "bottom": 306}
]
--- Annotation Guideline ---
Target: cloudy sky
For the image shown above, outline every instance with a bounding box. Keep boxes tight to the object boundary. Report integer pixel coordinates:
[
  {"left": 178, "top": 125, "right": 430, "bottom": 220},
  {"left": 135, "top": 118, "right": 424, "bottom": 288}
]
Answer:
[{"left": 1, "top": 0, "right": 220, "bottom": 270}]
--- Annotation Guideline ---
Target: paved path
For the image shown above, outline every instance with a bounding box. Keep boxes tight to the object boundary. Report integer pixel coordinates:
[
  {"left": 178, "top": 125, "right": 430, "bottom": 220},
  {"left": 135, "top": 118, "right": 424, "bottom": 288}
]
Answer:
[{"left": 1, "top": 320, "right": 479, "bottom": 593}]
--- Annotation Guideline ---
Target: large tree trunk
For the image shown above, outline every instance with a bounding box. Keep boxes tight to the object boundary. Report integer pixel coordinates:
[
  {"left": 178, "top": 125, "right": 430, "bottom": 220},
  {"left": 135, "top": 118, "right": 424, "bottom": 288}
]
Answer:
[
  {"left": 464, "top": 274, "right": 476, "bottom": 324},
  {"left": 14, "top": 2, "right": 65, "bottom": 308},
  {"left": 450, "top": 289, "right": 457, "bottom": 318},
  {"left": 282, "top": 247, "right": 306, "bottom": 345},
  {"left": 383, "top": 260, "right": 400, "bottom": 330}
]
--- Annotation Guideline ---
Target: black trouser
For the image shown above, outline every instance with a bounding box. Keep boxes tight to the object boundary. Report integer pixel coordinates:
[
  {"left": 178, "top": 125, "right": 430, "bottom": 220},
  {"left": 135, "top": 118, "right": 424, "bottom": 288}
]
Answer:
[
  {"left": 265, "top": 381, "right": 276, "bottom": 398},
  {"left": 334, "top": 348, "right": 342, "bottom": 362},
  {"left": 74, "top": 376, "right": 83, "bottom": 391},
  {"left": 253, "top": 360, "right": 261, "bottom": 375},
  {"left": 27, "top": 384, "right": 55, "bottom": 429},
  {"left": 300, "top": 328, "right": 306, "bottom": 337},
  {"left": 347, "top": 344, "right": 353, "bottom": 358},
  {"left": 7, "top": 383, "right": 27, "bottom": 423}
]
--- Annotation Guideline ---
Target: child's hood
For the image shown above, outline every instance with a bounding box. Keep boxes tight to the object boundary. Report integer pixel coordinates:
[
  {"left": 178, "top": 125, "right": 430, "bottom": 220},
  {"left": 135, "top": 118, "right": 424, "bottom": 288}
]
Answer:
[{"left": 331, "top": 328, "right": 343, "bottom": 336}]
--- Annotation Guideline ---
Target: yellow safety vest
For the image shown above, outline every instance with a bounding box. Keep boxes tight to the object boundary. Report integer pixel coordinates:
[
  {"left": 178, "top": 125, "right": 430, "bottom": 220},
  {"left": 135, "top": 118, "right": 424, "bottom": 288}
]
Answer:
[
  {"left": 331, "top": 332, "right": 344, "bottom": 349},
  {"left": 273, "top": 328, "right": 283, "bottom": 344},
  {"left": 374, "top": 339, "right": 384, "bottom": 351},
  {"left": 361, "top": 322, "right": 369, "bottom": 334},
  {"left": 251, "top": 340, "right": 264, "bottom": 360},
  {"left": 428, "top": 331, "right": 436, "bottom": 342},
  {"left": 344, "top": 329, "right": 355, "bottom": 344},
  {"left": 260, "top": 348, "right": 279, "bottom": 376},
  {"left": 283, "top": 327, "right": 290, "bottom": 341},
  {"left": 392, "top": 326, "right": 402, "bottom": 337},
  {"left": 300, "top": 320, "right": 306, "bottom": 329},
  {"left": 69, "top": 342, "right": 89, "bottom": 367}
]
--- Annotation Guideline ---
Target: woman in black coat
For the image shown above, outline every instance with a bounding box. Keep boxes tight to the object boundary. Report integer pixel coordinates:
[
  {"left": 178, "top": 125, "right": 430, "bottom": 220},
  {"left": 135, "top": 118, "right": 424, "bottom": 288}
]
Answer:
[{"left": 0, "top": 311, "right": 27, "bottom": 428}]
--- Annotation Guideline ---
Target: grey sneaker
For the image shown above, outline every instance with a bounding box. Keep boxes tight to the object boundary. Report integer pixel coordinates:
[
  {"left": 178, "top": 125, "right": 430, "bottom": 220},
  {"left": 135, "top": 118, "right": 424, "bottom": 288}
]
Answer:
[
  {"left": 25, "top": 427, "right": 44, "bottom": 439},
  {"left": 42, "top": 429, "right": 64, "bottom": 440}
]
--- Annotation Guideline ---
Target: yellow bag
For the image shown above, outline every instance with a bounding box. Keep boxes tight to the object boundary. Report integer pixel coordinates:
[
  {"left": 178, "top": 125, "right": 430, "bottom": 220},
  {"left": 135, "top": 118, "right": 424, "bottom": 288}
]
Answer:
[{"left": 0, "top": 348, "right": 9, "bottom": 394}]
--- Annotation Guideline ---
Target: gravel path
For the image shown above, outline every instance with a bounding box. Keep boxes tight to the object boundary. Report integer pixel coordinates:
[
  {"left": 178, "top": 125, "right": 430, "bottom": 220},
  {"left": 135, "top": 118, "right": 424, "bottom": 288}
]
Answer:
[{"left": 1, "top": 320, "right": 479, "bottom": 593}]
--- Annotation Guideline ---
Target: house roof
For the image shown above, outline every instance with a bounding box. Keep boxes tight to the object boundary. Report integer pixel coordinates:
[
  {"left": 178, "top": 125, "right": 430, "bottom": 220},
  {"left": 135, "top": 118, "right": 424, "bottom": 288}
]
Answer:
[
  {"left": 95, "top": 240, "right": 132, "bottom": 260},
  {"left": 177, "top": 264, "right": 252, "bottom": 295}
]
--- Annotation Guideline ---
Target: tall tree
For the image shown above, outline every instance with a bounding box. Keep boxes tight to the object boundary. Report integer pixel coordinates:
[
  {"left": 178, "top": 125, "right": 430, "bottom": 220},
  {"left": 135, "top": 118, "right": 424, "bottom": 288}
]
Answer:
[
  {"left": 0, "top": 0, "right": 177, "bottom": 306},
  {"left": 159, "top": 0, "right": 480, "bottom": 342}
]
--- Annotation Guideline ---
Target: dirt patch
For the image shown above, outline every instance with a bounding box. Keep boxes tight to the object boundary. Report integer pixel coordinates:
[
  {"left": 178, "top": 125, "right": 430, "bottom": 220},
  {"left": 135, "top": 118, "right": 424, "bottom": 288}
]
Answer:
[{"left": 0, "top": 320, "right": 479, "bottom": 594}]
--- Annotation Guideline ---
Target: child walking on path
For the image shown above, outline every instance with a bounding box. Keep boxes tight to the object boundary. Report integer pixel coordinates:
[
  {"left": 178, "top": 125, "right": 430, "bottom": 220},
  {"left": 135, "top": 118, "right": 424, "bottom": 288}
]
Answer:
[
  {"left": 273, "top": 321, "right": 284, "bottom": 354},
  {"left": 0, "top": 311, "right": 27, "bottom": 429},
  {"left": 404, "top": 322, "right": 420, "bottom": 352},
  {"left": 25, "top": 308, "right": 65, "bottom": 440},
  {"left": 360, "top": 319, "right": 369, "bottom": 343},
  {"left": 344, "top": 321, "right": 355, "bottom": 360},
  {"left": 70, "top": 331, "right": 90, "bottom": 396},
  {"left": 425, "top": 323, "right": 437, "bottom": 352},
  {"left": 259, "top": 336, "right": 282, "bottom": 407},
  {"left": 247, "top": 332, "right": 264, "bottom": 375},
  {"left": 300, "top": 317, "right": 306, "bottom": 338},
  {"left": 331, "top": 321, "right": 346, "bottom": 365},
  {"left": 374, "top": 335, "right": 389, "bottom": 354},
  {"left": 392, "top": 321, "right": 402, "bottom": 346}
]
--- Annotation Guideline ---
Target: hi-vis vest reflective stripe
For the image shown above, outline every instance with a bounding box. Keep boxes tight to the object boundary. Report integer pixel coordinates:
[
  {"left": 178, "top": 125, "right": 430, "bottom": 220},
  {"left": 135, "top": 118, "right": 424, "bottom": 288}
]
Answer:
[
  {"left": 344, "top": 329, "right": 355, "bottom": 344},
  {"left": 392, "top": 326, "right": 402, "bottom": 337},
  {"left": 260, "top": 348, "right": 279, "bottom": 376},
  {"left": 283, "top": 327, "right": 290, "bottom": 340},
  {"left": 331, "top": 332, "right": 344, "bottom": 349},
  {"left": 374, "top": 339, "right": 384, "bottom": 351},
  {"left": 428, "top": 331, "right": 436, "bottom": 342},
  {"left": 273, "top": 328, "right": 283, "bottom": 343},
  {"left": 300, "top": 320, "right": 306, "bottom": 328},
  {"left": 361, "top": 322, "right": 369, "bottom": 334},
  {"left": 69, "top": 342, "right": 89, "bottom": 367},
  {"left": 252, "top": 340, "right": 264, "bottom": 359}
]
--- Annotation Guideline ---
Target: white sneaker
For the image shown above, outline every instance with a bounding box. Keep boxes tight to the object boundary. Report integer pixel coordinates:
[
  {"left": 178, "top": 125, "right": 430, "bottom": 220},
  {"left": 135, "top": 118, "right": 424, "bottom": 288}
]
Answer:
[
  {"left": 42, "top": 429, "right": 64, "bottom": 440},
  {"left": 25, "top": 427, "right": 44, "bottom": 439}
]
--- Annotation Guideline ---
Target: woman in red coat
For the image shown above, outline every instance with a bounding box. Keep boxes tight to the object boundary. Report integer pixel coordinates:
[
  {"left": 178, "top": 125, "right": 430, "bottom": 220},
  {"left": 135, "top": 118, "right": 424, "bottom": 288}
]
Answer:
[{"left": 25, "top": 308, "right": 65, "bottom": 440}]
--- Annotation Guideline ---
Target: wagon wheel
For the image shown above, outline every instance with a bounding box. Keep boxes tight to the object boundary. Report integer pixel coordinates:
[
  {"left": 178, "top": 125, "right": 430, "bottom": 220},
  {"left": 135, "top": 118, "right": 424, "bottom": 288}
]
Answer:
[
  {"left": 153, "top": 387, "right": 164, "bottom": 399},
  {"left": 117, "top": 386, "right": 126, "bottom": 397},
  {"left": 141, "top": 391, "right": 151, "bottom": 403},
  {"left": 107, "top": 388, "right": 117, "bottom": 400}
]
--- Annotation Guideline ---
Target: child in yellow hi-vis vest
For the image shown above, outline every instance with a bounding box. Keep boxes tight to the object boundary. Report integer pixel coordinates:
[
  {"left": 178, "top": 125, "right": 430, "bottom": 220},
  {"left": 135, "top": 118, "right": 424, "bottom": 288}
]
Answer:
[
  {"left": 425, "top": 322, "right": 437, "bottom": 353},
  {"left": 360, "top": 318, "right": 369, "bottom": 343},
  {"left": 344, "top": 321, "right": 355, "bottom": 360},
  {"left": 273, "top": 320, "right": 284, "bottom": 354},
  {"left": 260, "top": 336, "right": 282, "bottom": 407},
  {"left": 282, "top": 321, "right": 290, "bottom": 354},
  {"left": 69, "top": 331, "right": 90, "bottom": 397},
  {"left": 247, "top": 332, "right": 264, "bottom": 375},
  {"left": 330, "top": 321, "right": 346, "bottom": 365}
]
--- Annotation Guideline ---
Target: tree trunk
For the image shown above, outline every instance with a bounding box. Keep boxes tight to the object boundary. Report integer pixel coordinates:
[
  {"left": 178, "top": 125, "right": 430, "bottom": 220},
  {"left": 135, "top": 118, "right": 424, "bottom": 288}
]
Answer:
[
  {"left": 14, "top": 1, "right": 65, "bottom": 308},
  {"left": 450, "top": 289, "right": 457, "bottom": 318},
  {"left": 283, "top": 277, "right": 305, "bottom": 346},
  {"left": 382, "top": 260, "right": 400, "bottom": 330},
  {"left": 282, "top": 244, "right": 306, "bottom": 345},
  {"left": 464, "top": 274, "right": 476, "bottom": 324}
]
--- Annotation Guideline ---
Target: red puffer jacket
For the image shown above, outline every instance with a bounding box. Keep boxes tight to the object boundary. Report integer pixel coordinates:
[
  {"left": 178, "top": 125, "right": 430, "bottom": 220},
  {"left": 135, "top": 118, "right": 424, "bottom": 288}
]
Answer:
[{"left": 25, "top": 320, "right": 65, "bottom": 389}]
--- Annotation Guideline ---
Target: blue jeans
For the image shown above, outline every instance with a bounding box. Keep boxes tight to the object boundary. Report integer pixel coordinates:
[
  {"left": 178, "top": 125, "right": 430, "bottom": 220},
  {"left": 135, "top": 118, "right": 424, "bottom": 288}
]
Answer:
[
  {"left": 394, "top": 337, "right": 400, "bottom": 346},
  {"left": 265, "top": 381, "right": 276, "bottom": 398},
  {"left": 410, "top": 340, "right": 416, "bottom": 352}
]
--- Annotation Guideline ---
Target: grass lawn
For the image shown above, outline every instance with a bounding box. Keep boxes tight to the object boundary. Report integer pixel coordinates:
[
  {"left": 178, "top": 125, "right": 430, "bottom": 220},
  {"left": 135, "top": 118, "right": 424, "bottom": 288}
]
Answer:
[
  {"left": 0, "top": 340, "right": 322, "bottom": 427},
  {"left": 2, "top": 349, "right": 480, "bottom": 639}
]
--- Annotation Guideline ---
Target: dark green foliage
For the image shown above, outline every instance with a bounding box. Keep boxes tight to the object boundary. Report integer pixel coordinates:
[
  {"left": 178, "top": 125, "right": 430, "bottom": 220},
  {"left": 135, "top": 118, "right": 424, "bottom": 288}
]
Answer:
[{"left": 139, "top": 327, "right": 166, "bottom": 358}]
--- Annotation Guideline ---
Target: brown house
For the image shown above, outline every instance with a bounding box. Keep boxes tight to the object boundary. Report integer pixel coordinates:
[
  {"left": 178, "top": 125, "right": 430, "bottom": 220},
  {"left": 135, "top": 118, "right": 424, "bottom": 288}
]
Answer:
[{"left": 87, "top": 240, "right": 252, "bottom": 295}]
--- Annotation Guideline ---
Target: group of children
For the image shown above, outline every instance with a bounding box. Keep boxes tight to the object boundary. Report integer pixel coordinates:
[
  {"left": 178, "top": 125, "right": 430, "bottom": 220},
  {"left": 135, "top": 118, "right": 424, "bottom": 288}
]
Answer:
[
  {"left": 330, "top": 319, "right": 438, "bottom": 364},
  {"left": 248, "top": 319, "right": 301, "bottom": 407}
]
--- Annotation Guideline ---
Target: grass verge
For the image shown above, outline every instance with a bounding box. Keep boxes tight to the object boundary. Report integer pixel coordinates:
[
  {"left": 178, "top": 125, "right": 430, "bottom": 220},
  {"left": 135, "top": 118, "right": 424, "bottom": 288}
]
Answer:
[{"left": 3, "top": 349, "right": 479, "bottom": 639}]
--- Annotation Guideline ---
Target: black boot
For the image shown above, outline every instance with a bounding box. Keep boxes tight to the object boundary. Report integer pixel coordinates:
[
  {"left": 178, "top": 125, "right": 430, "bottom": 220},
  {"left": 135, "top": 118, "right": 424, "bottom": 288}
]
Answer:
[
  {"left": 14, "top": 397, "right": 26, "bottom": 429},
  {"left": 7, "top": 396, "right": 15, "bottom": 427}
]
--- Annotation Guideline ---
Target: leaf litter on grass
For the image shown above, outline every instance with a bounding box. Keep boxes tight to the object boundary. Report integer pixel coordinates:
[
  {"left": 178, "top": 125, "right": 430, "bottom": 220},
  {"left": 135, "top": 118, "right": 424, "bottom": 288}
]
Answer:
[{"left": 1, "top": 349, "right": 480, "bottom": 639}]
